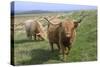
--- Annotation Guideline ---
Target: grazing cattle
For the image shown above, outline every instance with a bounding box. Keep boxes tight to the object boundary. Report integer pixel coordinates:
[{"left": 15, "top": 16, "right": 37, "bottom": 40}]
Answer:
[
  {"left": 44, "top": 16, "right": 85, "bottom": 61},
  {"left": 24, "top": 19, "right": 46, "bottom": 40}
]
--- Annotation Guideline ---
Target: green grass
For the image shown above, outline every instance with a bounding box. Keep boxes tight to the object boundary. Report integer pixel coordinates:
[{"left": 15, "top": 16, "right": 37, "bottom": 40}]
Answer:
[{"left": 13, "top": 10, "right": 97, "bottom": 65}]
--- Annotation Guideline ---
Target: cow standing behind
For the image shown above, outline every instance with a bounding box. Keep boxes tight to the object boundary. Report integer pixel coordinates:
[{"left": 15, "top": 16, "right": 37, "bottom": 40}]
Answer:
[
  {"left": 24, "top": 19, "right": 46, "bottom": 40},
  {"left": 44, "top": 16, "right": 84, "bottom": 61}
]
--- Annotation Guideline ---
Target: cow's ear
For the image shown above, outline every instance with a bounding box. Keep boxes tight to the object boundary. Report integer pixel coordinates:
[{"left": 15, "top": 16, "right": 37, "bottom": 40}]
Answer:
[
  {"left": 73, "top": 20, "right": 80, "bottom": 28},
  {"left": 59, "top": 22, "right": 62, "bottom": 27},
  {"left": 74, "top": 22, "right": 79, "bottom": 28}
]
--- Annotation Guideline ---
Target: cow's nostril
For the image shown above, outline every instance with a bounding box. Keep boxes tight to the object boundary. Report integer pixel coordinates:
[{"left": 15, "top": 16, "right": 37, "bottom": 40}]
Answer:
[{"left": 66, "top": 36, "right": 70, "bottom": 42}]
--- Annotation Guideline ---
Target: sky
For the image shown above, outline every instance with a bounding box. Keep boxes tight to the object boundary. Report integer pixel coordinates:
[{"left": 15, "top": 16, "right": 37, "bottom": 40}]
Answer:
[{"left": 11, "top": 1, "right": 97, "bottom": 12}]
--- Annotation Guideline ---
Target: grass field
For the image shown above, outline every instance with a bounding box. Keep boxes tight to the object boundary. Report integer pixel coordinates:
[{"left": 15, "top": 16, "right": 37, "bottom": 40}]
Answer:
[{"left": 13, "top": 10, "right": 97, "bottom": 65}]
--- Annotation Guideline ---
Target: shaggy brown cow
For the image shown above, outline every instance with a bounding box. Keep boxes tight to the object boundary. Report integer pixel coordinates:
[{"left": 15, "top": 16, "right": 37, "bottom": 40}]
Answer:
[
  {"left": 59, "top": 19, "right": 80, "bottom": 61},
  {"left": 24, "top": 19, "right": 46, "bottom": 40},
  {"left": 44, "top": 18, "right": 62, "bottom": 52},
  {"left": 44, "top": 16, "right": 85, "bottom": 61}
]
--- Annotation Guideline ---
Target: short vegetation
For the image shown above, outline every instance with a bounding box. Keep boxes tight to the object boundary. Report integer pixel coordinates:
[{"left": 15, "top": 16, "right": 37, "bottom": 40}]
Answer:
[{"left": 13, "top": 10, "right": 97, "bottom": 65}]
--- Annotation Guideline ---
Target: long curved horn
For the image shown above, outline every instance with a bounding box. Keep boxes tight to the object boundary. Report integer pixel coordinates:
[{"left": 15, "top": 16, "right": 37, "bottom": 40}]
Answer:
[
  {"left": 44, "top": 17, "right": 51, "bottom": 23},
  {"left": 77, "top": 16, "right": 85, "bottom": 23},
  {"left": 44, "top": 17, "right": 61, "bottom": 25},
  {"left": 77, "top": 11, "right": 88, "bottom": 23},
  {"left": 77, "top": 12, "right": 88, "bottom": 23}
]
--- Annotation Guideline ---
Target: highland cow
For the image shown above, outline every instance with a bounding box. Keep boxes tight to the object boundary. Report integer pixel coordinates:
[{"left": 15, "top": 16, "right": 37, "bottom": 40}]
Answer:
[
  {"left": 24, "top": 19, "right": 46, "bottom": 40},
  {"left": 44, "top": 16, "right": 85, "bottom": 61}
]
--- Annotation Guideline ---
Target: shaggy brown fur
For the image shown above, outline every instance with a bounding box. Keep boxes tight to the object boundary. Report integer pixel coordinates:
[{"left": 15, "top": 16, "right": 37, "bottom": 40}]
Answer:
[
  {"left": 44, "top": 17, "right": 84, "bottom": 61},
  {"left": 44, "top": 17, "right": 62, "bottom": 52},
  {"left": 59, "top": 19, "right": 79, "bottom": 61}
]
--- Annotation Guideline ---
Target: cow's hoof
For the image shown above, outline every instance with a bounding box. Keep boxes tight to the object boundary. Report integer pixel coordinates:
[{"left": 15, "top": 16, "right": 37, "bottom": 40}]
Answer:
[
  {"left": 51, "top": 50, "right": 54, "bottom": 52},
  {"left": 63, "top": 58, "right": 67, "bottom": 62},
  {"left": 63, "top": 55, "right": 67, "bottom": 62},
  {"left": 59, "top": 54, "right": 63, "bottom": 60},
  {"left": 63, "top": 59, "right": 67, "bottom": 62}
]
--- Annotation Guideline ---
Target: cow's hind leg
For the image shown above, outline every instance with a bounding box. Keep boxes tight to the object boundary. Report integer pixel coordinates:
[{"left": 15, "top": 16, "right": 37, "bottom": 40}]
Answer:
[
  {"left": 27, "top": 33, "right": 32, "bottom": 40},
  {"left": 29, "top": 32, "right": 32, "bottom": 40},
  {"left": 34, "top": 34, "right": 36, "bottom": 40},
  {"left": 29, "top": 35, "right": 32, "bottom": 40},
  {"left": 26, "top": 31, "right": 29, "bottom": 38},
  {"left": 26, "top": 29, "right": 32, "bottom": 40}
]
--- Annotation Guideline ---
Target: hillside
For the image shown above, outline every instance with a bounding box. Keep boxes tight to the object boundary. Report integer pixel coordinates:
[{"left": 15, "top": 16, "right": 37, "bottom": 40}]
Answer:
[{"left": 13, "top": 10, "right": 97, "bottom": 65}]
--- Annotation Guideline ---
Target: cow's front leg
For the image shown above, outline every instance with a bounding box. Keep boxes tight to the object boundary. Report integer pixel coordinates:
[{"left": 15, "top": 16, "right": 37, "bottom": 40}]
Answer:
[
  {"left": 56, "top": 43, "right": 60, "bottom": 52},
  {"left": 50, "top": 42, "right": 54, "bottom": 52},
  {"left": 59, "top": 42, "right": 63, "bottom": 54},
  {"left": 63, "top": 47, "right": 68, "bottom": 62},
  {"left": 67, "top": 44, "right": 72, "bottom": 55}
]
